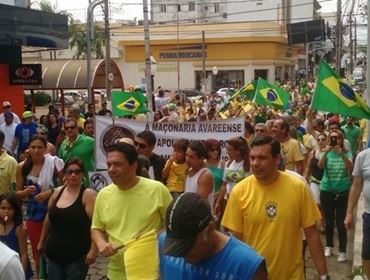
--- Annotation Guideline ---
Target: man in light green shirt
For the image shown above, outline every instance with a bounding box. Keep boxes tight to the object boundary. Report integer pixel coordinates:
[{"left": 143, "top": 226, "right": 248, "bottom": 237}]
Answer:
[{"left": 91, "top": 142, "right": 172, "bottom": 279}]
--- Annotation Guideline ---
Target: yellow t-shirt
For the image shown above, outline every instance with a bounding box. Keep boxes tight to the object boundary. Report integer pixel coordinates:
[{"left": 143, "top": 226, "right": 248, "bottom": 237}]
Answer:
[
  {"left": 91, "top": 177, "right": 172, "bottom": 280},
  {"left": 281, "top": 138, "right": 304, "bottom": 171},
  {"left": 222, "top": 171, "right": 321, "bottom": 280},
  {"left": 0, "top": 150, "right": 17, "bottom": 195},
  {"left": 164, "top": 160, "right": 188, "bottom": 193}
]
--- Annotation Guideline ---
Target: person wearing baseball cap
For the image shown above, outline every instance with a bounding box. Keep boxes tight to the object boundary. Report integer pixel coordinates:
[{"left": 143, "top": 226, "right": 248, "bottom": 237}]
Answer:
[
  {"left": 11, "top": 111, "right": 38, "bottom": 158},
  {"left": 0, "top": 112, "right": 17, "bottom": 154},
  {"left": 160, "top": 193, "right": 267, "bottom": 279},
  {"left": 0, "top": 101, "right": 21, "bottom": 125}
]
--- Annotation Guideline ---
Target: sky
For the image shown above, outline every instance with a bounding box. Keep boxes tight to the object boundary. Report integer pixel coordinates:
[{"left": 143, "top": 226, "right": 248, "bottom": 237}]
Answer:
[{"left": 41, "top": 0, "right": 338, "bottom": 23}]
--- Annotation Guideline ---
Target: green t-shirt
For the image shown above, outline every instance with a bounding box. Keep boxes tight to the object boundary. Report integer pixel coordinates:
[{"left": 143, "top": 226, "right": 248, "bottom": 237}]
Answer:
[
  {"left": 91, "top": 177, "right": 172, "bottom": 280},
  {"left": 59, "top": 135, "right": 95, "bottom": 185},
  {"left": 341, "top": 124, "right": 361, "bottom": 155},
  {"left": 319, "top": 151, "right": 352, "bottom": 192}
]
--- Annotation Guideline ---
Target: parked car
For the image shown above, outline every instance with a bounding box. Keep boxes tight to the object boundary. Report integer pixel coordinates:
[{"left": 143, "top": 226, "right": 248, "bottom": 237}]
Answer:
[
  {"left": 353, "top": 67, "right": 365, "bottom": 83},
  {"left": 216, "top": 88, "right": 235, "bottom": 98},
  {"left": 175, "top": 88, "right": 204, "bottom": 98}
]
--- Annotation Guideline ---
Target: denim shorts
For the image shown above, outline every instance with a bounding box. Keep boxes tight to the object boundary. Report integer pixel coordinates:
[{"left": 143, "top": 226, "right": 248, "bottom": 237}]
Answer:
[{"left": 362, "top": 212, "right": 370, "bottom": 260}]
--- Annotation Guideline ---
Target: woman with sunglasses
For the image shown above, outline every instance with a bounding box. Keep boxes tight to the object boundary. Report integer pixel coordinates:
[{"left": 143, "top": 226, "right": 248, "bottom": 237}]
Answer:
[
  {"left": 318, "top": 129, "right": 353, "bottom": 263},
  {"left": 304, "top": 133, "right": 327, "bottom": 232},
  {"left": 38, "top": 158, "right": 97, "bottom": 279},
  {"left": 15, "top": 134, "right": 64, "bottom": 274}
]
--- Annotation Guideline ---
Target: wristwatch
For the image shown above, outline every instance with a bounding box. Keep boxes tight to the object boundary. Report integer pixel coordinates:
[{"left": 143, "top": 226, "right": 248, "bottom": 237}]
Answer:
[{"left": 320, "top": 275, "right": 330, "bottom": 280}]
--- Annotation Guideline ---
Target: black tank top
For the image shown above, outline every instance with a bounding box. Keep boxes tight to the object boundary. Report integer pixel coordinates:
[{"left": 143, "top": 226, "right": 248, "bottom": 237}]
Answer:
[
  {"left": 310, "top": 152, "right": 324, "bottom": 181},
  {"left": 46, "top": 186, "right": 91, "bottom": 263}
]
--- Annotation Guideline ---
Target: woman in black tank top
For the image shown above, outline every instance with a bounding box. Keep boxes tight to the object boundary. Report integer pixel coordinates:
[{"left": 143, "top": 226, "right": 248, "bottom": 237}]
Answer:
[{"left": 37, "top": 158, "right": 97, "bottom": 279}]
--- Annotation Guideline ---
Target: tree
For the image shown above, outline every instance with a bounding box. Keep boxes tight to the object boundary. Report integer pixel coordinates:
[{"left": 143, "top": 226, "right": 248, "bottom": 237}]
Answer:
[{"left": 69, "top": 24, "right": 105, "bottom": 59}]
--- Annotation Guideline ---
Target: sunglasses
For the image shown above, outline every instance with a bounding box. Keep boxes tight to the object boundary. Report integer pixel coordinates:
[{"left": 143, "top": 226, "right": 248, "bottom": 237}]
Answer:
[
  {"left": 65, "top": 169, "right": 82, "bottom": 175},
  {"left": 134, "top": 141, "right": 147, "bottom": 149},
  {"left": 3, "top": 106, "right": 10, "bottom": 109},
  {"left": 65, "top": 125, "right": 76, "bottom": 130}
]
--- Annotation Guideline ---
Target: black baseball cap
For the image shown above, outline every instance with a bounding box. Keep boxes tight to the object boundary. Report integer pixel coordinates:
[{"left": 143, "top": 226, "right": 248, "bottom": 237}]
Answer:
[{"left": 163, "top": 193, "right": 212, "bottom": 257}]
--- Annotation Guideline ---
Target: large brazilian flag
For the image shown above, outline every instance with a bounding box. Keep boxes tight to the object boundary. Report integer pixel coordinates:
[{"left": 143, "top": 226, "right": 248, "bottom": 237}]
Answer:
[{"left": 312, "top": 61, "right": 370, "bottom": 119}]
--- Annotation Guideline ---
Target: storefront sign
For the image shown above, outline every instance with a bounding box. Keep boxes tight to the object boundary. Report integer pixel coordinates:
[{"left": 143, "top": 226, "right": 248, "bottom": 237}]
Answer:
[
  {"left": 159, "top": 45, "right": 207, "bottom": 60},
  {"left": 9, "top": 64, "right": 42, "bottom": 85}
]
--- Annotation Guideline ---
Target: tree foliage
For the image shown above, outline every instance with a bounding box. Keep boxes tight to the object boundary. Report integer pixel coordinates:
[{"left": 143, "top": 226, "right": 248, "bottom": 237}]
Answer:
[{"left": 69, "top": 24, "right": 105, "bottom": 59}]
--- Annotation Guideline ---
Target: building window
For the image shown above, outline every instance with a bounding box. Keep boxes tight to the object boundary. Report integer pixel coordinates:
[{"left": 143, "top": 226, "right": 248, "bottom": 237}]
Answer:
[
  {"left": 195, "top": 70, "right": 245, "bottom": 90},
  {"left": 214, "top": 3, "right": 220, "bottom": 13},
  {"left": 160, "top": 4, "right": 166, "bottom": 13},
  {"left": 178, "top": 4, "right": 181, "bottom": 12},
  {"left": 189, "top": 2, "right": 195, "bottom": 11},
  {"left": 256, "top": 2, "right": 262, "bottom": 5},
  {"left": 223, "top": 12, "right": 227, "bottom": 19},
  {"left": 204, "top": 5, "right": 208, "bottom": 11}
]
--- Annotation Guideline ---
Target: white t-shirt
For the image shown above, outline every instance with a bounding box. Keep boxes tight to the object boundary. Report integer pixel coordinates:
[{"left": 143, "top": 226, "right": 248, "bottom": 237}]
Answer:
[
  {"left": 0, "top": 242, "right": 25, "bottom": 280},
  {"left": 0, "top": 122, "right": 18, "bottom": 153},
  {"left": 0, "top": 112, "right": 21, "bottom": 125},
  {"left": 353, "top": 149, "right": 370, "bottom": 214}
]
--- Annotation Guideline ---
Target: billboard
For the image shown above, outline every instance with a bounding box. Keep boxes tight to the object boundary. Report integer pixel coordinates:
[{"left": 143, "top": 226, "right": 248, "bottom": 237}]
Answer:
[
  {"left": 287, "top": 19, "right": 326, "bottom": 45},
  {"left": 0, "top": 4, "right": 68, "bottom": 49}
]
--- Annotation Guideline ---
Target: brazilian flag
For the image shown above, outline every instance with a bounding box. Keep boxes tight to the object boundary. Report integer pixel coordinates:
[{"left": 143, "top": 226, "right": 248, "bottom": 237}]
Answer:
[
  {"left": 312, "top": 61, "right": 370, "bottom": 119},
  {"left": 230, "top": 81, "right": 257, "bottom": 100},
  {"left": 253, "top": 78, "right": 290, "bottom": 109},
  {"left": 112, "top": 91, "right": 149, "bottom": 116}
]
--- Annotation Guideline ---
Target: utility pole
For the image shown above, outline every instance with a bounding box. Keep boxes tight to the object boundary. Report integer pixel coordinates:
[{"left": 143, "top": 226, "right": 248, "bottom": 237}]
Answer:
[
  {"left": 104, "top": 0, "right": 112, "bottom": 101},
  {"left": 367, "top": 0, "right": 370, "bottom": 140},
  {"left": 335, "top": 0, "right": 342, "bottom": 73},
  {"left": 349, "top": 0, "right": 356, "bottom": 77},
  {"left": 202, "top": 31, "right": 206, "bottom": 93},
  {"left": 143, "top": 0, "right": 153, "bottom": 119},
  {"left": 354, "top": 17, "right": 357, "bottom": 68},
  {"left": 87, "top": 0, "right": 105, "bottom": 106}
]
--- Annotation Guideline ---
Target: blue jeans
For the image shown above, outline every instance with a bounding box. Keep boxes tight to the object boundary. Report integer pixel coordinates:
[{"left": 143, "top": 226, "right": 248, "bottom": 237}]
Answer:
[{"left": 47, "top": 256, "right": 88, "bottom": 280}]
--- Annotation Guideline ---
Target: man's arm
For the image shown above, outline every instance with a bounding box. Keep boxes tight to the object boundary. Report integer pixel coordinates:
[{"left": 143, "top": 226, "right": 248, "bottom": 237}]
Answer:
[
  {"left": 344, "top": 176, "right": 363, "bottom": 229},
  {"left": 303, "top": 224, "right": 328, "bottom": 278},
  {"left": 252, "top": 261, "right": 268, "bottom": 280},
  {"left": 91, "top": 229, "right": 123, "bottom": 257},
  {"left": 197, "top": 170, "right": 214, "bottom": 200}
]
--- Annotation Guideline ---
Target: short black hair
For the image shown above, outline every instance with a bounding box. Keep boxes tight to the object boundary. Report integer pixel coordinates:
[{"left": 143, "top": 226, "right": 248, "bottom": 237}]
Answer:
[
  {"left": 188, "top": 141, "right": 207, "bottom": 159},
  {"left": 137, "top": 130, "right": 157, "bottom": 147},
  {"left": 107, "top": 142, "right": 138, "bottom": 165},
  {"left": 174, "top": 139, "right": 190, "bottom": 152},
  {"left": 250, "top": 135, "right": 281, "bottom": 157},
  {"left": 0, "top": 130, "right": 4, "bottom": 142}
]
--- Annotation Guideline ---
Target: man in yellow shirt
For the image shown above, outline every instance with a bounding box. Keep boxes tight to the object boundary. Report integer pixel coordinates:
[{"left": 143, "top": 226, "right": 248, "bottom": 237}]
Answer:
[
  {"left": 222, "top": 135, "right": 329, "bottom": 280},
  {"left": 272, "top": 118, "right": 304, "bottom": 174},
  {"left": 91, "top": 142, "right": 172, "bottom": 279},
  {"left": 0, "top": 130, "right": 16, "bottom": 194}
]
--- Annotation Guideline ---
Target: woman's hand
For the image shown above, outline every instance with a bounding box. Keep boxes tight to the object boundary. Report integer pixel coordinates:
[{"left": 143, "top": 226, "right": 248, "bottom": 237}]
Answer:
[{"left": 34, "top": 190, "right": 51, "bottom": 203}]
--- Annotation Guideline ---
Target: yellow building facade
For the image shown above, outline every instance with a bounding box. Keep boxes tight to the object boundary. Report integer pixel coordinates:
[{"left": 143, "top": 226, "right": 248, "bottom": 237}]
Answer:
[{"left": 114, "top": 21, "right": 299, "bottom": 91}]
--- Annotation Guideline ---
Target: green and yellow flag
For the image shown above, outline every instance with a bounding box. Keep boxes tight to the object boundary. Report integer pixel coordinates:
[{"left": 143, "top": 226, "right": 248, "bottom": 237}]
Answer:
[
  {"left": 312, "top": 61, "right": 370, "bottom": 119},
  {"left": 230, "top": 81, "right": 257, "bottom": 100},
  {"left": 112, "top": 91, "right": 148, "bottom": 116},
  {"left": 253, "top": 78, "right": 290, "bottom": 109}
]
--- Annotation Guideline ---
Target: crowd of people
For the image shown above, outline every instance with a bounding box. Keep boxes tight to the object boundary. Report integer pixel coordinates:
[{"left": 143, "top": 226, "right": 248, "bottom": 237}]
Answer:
[{"left": 0, "top": 77, "right": 369, "bottom": 280}]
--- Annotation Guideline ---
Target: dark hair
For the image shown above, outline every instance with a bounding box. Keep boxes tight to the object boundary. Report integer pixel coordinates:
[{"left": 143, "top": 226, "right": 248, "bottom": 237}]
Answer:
[
  {"left": 0, "top": 193, "right": 23, "bottom": 227},
  {"left": 0, "top": 130, "right": 4, "bottom": 142},
  {"left": 204, "top": 139, "right": 222, "bottom": 159},
  {"left": 21, "top": 135, "right": 48, "bottom": 179},
  {"left": 250, "top": 135, "right": 281, "bottom": 158},
  {"left": 64, "top": 158, "right": 86, "bottom": 174},
  {"left": 244, "top": 121, "right": 255, "bottom": 135},
  {"left": 84, "top": 118, "right": 94, "bottom": 128},
  {"left": 107, "top": 142, "right": 138, "bottom": 164},
  {"left": 278, "top": 118, "right": 290, "bottom": 134},
  {"left": 137, "top": 130, "right": 157, "bottom": 147},
  {"left": 226, "top": 137, "right": 250, "bottom": 172},
  {"left": 188, "top": 141, "right": 207, "bottom": 159},
  {"left": 174, "top": 139, "right": 190, "bottom": 152}
]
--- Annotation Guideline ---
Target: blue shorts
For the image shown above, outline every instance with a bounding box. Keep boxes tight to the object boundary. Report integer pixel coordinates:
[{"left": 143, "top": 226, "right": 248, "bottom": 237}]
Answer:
[{"left": 362, "top": 212, "right": 370, "bottom": 260}]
